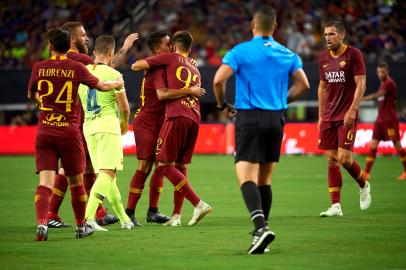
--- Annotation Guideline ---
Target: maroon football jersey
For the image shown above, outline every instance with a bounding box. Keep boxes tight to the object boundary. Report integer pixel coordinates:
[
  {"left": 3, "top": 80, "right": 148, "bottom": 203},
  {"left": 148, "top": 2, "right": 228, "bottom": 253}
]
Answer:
[
  {"left": 137, "top": 67, "right": 166, "bottom": 116},
  {"left": 67, "top": 49, "right": 94, "bottom": 65},
  {"left": 28, "top": 55, "right": 99, "bottom": 136},
  {"left": 319, "top": 46, "right": 366, "bottom": 121},
  {"left": 376, "top": 76, "right": 398, "bottom": 122},
  {"left": 146, "top": 52, "right": 201, "bottom": 124}
]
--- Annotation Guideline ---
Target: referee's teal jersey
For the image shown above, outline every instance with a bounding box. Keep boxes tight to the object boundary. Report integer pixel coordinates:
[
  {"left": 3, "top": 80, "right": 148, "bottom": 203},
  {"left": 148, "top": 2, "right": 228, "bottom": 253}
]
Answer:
[{"left": 223, "top": 36, "right": 302, "bottom": 110}]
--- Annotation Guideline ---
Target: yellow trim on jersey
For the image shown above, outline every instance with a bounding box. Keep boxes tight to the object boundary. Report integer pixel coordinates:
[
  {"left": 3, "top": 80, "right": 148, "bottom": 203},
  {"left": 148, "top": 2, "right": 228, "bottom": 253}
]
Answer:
[
  {"left": 130, "top": 188, "right": 144, "bottom": 194},
  {"left": 67, "top": 49, "right": 78, "bottom": 54},
  {"left": 50, "top": 55, "right": 67, "bottom": 60},
  {"left": 174, "top": 179, "right": 187, "bottom": 191},
  {"left": 328, "top": 187, "right": 341, "bottom": 193},
  {"left": 52, "top": 188, "right": 65, "bottom": 197},
  {"left": 329, "top": 44, "right": 348, "bottom": 58},
  {"left": 34, "top": 194, "right": 40, "bottom": 202}
]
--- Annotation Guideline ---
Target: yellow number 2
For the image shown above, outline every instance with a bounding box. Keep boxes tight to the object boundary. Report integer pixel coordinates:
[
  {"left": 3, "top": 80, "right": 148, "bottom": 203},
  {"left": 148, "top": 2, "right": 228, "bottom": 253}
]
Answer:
[{"left": 37, "top": 79, "right": 73, "bottom": 112}]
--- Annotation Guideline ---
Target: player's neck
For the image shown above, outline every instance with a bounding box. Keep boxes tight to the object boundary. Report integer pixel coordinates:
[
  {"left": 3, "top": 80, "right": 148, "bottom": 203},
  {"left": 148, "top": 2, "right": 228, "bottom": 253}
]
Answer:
[
  {"left": 94, "top": 56, "right": 110, "bottom": 65},
  {"left": 329, "top": 44, "right": 347, "bottom": 58},
  {"left": 176, "top": 51, "right": 189, "bottom": 57}
]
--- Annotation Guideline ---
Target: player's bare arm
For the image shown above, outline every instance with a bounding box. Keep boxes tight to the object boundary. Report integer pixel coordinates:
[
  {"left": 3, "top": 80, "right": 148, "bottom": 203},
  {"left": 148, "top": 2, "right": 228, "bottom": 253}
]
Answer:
[
  {"left": 96, "top": 75, "right": 124, "bottom": 92},
  {"left": 344, "top": 75, "right": 366, "bottom": 128},
  {"left": 115, "top": 91, "right": 130, "bottom": 135},
  {"left": 156, "top": 85, "right": 205, "bottom": 100},
  {"left": 131, "top": 59, "right": 150, "bottom": 71},
  {"left": 317, "top": 80, "right": 327, "bottom": 129},
  {"left": 111, "top": 33, "right": 139, "bottom": 68},
  {"left": 363, "top": 89, "right": 385, "bottom": 101},
  {"left": 287, "top": 68, "right": 310, "bottom": 104}
]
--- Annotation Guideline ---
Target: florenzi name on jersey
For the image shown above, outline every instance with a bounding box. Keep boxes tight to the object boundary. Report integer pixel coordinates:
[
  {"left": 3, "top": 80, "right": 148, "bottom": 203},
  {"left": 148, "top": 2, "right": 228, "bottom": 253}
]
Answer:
[
  {"left": 38, "top": 68, "right": 74, "bottom": 78},
  {"left": 325, "top": 71, "right": 345, "bottom": 83}
]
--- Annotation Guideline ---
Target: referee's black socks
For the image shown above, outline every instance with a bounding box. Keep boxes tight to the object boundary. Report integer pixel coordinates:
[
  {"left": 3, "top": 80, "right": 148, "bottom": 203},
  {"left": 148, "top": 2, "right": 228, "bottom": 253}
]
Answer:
[
  {"left": 258, "top": 185, "right": 272, "bottom": 222},
  {"left": 241, "top": 181, "right": 266, "bottom": 231}
]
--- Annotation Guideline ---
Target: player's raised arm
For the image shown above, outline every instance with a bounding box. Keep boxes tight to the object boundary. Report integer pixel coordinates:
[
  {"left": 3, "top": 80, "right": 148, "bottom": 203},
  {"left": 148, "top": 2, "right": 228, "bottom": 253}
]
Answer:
[
  {"left": 287, "top": 68, "right": 310, "bottom": 103},
  {"left": 111, "top": 33, "right": 139, "bottom": 68},
  {"left": 156, "top": 85, "right": 205, "bottom": 100}
]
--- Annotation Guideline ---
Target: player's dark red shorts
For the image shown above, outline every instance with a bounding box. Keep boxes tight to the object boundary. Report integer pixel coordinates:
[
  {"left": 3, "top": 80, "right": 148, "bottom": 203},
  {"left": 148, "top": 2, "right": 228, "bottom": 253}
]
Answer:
[
  {"left": 319, "top": 120, "right": 357, "bottom": 151},
  {"left": 35, "top": 133, "right": 85, "bottom": 176},
  {"left": 156, "top": 117, "right": 198, "bottom": 164},
  {"left": 133, "top": 111, "right": 164, "bottom": 160},
  {"left": 372, "top": 120, "right": 400, "bottom": 141}
]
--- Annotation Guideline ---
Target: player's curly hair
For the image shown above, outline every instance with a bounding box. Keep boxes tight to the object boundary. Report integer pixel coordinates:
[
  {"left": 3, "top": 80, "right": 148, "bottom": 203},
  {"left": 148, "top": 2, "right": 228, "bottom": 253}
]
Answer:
[{"left": 47, "top": 28, "right": 71, "bottom": 53}]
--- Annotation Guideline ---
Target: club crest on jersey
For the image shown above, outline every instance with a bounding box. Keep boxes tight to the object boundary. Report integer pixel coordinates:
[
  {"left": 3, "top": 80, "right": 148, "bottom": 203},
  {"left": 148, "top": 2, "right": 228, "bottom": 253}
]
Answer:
[{"left": 339, "top": 61, "right": 346, "bottom": 68}]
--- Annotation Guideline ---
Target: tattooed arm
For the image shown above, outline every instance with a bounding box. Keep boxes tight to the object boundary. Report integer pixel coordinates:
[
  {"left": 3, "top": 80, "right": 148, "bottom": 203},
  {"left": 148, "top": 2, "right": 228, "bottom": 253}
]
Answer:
[{"left": 110, "top": 33, "right": 139, "bottom": 68}]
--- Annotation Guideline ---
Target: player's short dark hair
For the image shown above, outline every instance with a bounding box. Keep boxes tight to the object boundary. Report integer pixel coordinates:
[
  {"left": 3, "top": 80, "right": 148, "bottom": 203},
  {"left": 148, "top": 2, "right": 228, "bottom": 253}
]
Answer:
[
  {"left": 324, "top": 20, "right": 346, "bottom": 33},
  {"left": 253, "top": 6, "right": 276, "bottom": 32},
  {"left": 94, "top": 35, "right": 115, "bottom": 55},
  {"left": 147, "top": 31, "right": 169, "bottom": 52},
  {"left": 377, "top": 61, "right": 389, "bottom": 70},
  {"left": 171, "top": 30, "right": 193, "bottom": 52},
  {"left": 47, "top": 28, "right": 71, "bottom": 53},
  {"left": 61, "top": 21, "right": 83, "bottom": 35}
]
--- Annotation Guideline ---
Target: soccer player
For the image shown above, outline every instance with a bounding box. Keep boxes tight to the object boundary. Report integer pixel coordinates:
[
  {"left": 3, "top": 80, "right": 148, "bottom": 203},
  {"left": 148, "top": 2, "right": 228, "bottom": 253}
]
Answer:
[
  {"left": 131, "top": 30, "right": 211, "bottom": 227},
  {"left": 318, "top": 21, "right": 371, "bottom": 217},
  {"left": 126, "top": 31, "right": 204, "bottom": 226},
  {"left": 213, "top": 6, "right": 310, "bottom": 254},
  {"left": 363, "top": 61, "right": 406, "bottom": 180},
  {"left": 47, "top": 21, "right": 138, "bottom": 227},
  {"left": 78, "top": 35, "right": 134, "bottom": 231},
  {"left": 28, "top": 28, "right": 124, "bottom": 241}
]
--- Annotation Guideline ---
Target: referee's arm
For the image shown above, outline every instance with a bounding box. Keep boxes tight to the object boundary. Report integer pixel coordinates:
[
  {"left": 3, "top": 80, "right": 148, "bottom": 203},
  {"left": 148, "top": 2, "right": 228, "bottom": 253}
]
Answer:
[
  {"left": 213, "top": 64, "right": 234, "bottom": 109},
  {"left": 287, "top": 68, "right": 310, "bottom": 104}
]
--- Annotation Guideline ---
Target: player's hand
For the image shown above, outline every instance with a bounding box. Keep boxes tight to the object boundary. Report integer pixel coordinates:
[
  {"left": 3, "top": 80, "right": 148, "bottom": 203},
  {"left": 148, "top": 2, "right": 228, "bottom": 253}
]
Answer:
[
  {"left": 122, "top": 33, "right": 139, "bottom": 51},
  {"left": 120, "top": 120, "right": 128, "bottom": 135},
  {"left": 344, "top": 108, "right": 356, "bottom": 128},
  {"left": 190, "top": 86, "right": 205, "bottom": 98},
  {"left": 226, "top": 103, "right": 237, "bottom": 118}
]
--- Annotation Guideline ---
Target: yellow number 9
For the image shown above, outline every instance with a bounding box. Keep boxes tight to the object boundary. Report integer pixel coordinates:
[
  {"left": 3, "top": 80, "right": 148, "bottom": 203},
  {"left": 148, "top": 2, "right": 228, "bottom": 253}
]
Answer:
[{"left": 176, "top": 66, "right": 192, "bottom": 89}]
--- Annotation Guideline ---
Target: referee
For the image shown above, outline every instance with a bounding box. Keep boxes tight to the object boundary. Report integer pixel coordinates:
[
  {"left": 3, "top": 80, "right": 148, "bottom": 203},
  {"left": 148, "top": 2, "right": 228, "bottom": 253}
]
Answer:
[{"left": 213, "top": 6, "right": 310, "bottom": 254}]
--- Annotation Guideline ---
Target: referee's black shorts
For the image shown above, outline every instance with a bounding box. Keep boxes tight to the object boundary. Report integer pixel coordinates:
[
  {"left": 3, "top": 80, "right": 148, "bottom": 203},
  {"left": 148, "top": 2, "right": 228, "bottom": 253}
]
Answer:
[{"left": 235, "top": 109, "right": 285, "bottom": 164}]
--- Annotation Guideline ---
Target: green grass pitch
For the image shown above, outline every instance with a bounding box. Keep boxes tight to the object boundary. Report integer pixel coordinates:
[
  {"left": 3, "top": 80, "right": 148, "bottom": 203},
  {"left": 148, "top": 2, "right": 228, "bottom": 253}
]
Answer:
[{"left": 0, "top": 155, "right": 405, "bottom": 270}]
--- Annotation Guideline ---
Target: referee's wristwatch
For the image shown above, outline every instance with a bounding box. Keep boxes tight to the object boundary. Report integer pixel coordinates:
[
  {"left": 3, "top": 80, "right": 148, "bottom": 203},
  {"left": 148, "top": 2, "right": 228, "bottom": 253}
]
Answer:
[{"left": 216, "top": 102, "right": 227, "bottom": 110}]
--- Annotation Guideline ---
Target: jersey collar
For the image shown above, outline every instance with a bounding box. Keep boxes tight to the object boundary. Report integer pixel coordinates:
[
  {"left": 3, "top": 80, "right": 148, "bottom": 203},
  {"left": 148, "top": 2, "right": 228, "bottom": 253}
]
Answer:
[
  {"left": 67, "top": 48, "right": 78, "bottom": 54},
  {"left": 50, "top": 55, "right": 67, "bottom": 60},
  {"left": 253, "top": 36, "right": 274, "bottom": 41}
]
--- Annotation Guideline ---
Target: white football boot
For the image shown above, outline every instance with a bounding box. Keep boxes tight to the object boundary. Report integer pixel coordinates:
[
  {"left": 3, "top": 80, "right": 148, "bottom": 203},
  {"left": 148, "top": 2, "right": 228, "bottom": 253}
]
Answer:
[
  {"left": 320, "top": 203, "right": 343, "bottom": 217},
  {"left": 188, "top": 200, "right": 212, "bottom": 226},
  {"left": 163, "top": 214, "right": 181, "bottom": 227},
  {"left": 360, "top": 181, "right": 371, "bottom": 210},
  {"left": 86, "top": 219, "right": 108, "bottom": 232}
]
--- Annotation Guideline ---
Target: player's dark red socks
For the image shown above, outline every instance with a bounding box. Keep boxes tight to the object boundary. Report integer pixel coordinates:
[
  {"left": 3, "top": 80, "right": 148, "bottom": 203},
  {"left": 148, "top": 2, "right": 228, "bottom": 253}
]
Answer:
[
  {"left": 83, "top": 172, "right": 96, "bottom": 195},
  {"left": 258, "top": 185, "right": 272, "bottom": 221},
  {"left": 70, "top": 185, "right": 87, "bottom": 225},
  {"left": 343, "top": 160, "right": 366, "bottom": 188},
  {"left": 364, "top": 148, "right": 377, "bottom": 174},
  {"left": 399, "top": 149, "right": 406, "bottom": 171},
  {"left": 157, "top": 165, "right": 200, "bottom": 206},
  {"left": 149, "top": 169, "right": 164, "bottom": 209},
  {"left": 241, "top": 181, "right": 266, "bottom": 231},
  {"left": 48, "top": 174, "right": 68, "bottom": 216},
  {"left": 328, "top": 165, "right": 342, "bottom": 204},
  {"left": 35, "top": 185, "right": 52, "bottom": 225},
  {"left": 173, "top": 166, "right": 186, "bottom": 214},
  {"left": 127, "top": 170, "right": 148, "bottom": 211}
]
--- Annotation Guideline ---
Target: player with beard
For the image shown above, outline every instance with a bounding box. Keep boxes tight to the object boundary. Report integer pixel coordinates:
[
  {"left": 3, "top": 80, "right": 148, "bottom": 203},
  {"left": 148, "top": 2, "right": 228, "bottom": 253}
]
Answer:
[{"left": 47, "top": 21, "right": 138, "bottom": 228}]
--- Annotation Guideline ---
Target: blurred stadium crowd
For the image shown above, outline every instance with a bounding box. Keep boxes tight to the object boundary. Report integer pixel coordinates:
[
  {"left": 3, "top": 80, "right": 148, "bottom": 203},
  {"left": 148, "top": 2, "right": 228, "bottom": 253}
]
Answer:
[{"left": 0, "top": 0, "right": 405, "bottom": 69}]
